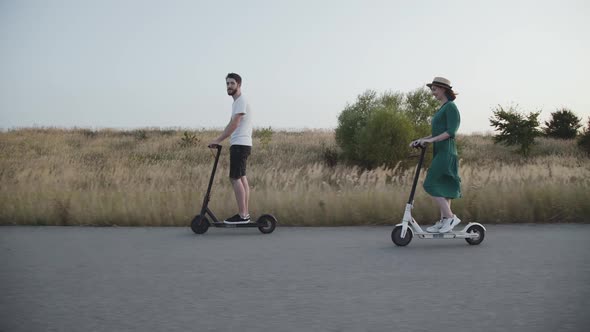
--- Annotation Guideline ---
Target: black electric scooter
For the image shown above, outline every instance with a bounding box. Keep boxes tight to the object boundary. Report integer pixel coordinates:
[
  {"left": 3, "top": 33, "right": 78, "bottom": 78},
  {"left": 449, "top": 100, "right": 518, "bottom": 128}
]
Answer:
[{"left": 190, "top": 144, "right": 277, "bottom": 234}]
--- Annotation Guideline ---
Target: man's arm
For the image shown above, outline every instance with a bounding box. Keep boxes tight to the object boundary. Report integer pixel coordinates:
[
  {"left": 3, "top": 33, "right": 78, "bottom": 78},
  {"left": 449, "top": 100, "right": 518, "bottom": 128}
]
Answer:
[{"left": 209, "top": 114, "right": 244, "bottom": 146}]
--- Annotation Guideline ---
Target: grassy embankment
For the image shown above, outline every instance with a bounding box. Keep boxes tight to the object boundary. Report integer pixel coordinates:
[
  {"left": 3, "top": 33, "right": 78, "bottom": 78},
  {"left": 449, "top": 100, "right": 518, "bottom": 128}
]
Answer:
[{"left": 1, "top": 128, "right": 588, "bottom": 226}]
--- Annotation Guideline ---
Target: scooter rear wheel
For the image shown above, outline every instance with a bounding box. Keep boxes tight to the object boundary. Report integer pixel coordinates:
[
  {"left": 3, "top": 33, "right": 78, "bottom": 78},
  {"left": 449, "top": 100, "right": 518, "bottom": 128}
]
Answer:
[
  {"left": 257, "top": 214, "right": 277, "bottom": 234},
  {"left": 191, "top": 214, "right": 210, "bottom": 234},
  {"left": 465, "top": 225, "right": 485, "bottom": 245},
  {"left": 392, "top": 225, "right": 412, "bottom": 246}
]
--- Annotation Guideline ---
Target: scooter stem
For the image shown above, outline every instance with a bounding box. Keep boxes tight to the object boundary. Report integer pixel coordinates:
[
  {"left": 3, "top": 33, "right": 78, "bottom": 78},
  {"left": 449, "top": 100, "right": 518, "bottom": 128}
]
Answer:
[
  {"left": 407, "top": 146, "right": 426, "bottom": 205},
  {"left": 201, "top": 145, "right": 223, "bottom": 214}
]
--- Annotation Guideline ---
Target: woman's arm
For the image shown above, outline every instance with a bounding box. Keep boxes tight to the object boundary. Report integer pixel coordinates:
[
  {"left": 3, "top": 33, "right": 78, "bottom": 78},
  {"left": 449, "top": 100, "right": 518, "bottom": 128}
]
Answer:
[{"left": 424, "top": 132, "right": 451, "bottom": 143}]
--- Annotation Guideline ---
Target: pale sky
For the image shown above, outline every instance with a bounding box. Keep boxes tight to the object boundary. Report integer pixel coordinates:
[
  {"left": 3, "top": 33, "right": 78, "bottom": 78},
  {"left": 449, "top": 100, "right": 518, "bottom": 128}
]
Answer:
[{"left": 1, "top": 0, "right": 589, "bottom": 133}]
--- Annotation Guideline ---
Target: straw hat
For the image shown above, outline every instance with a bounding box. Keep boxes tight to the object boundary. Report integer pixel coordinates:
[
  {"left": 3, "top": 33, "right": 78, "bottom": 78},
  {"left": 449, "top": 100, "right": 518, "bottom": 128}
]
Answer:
[{"left": 426, "top": 77, "right": 453, "bottom": 90}]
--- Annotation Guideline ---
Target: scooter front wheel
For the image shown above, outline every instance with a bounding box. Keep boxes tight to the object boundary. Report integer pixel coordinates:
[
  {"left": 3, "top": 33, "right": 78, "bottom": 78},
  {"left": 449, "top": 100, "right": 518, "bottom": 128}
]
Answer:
[
  {"left": 191, "top": 214, "right": 210, "bottom": 234},
  {"left": 391, "top": 225, "right": 412, "bottom": 246},
  {"left": 257, "top": 214, "right": 277, "bottom": 234}
]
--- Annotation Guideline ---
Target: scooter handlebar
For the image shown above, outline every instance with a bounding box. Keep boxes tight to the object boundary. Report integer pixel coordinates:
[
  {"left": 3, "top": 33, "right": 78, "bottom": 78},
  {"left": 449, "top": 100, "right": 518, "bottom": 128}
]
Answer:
[
  {"left": 411, "top": 141, "right": 427, "bottom": 149},
  {"left": 208, "top": 144, "right": 222, "bottom": 150}
]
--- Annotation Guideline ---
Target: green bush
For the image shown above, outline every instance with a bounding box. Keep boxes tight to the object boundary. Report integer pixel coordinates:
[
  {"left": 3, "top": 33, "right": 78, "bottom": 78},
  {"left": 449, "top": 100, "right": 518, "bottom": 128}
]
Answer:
[
  {"left": 321, "top": 144, "right": 339, "bottom": 167},
  {"left": 79, "top": 129, "right": 98, "bottom": 139},
  {"left": 544, "top": 108, "right": 581, "bottom": 139},
  {"left": 179, "top": 131, "right": 200, "bottom": 147},
  {"left": 133, "top": 129, "right": 148, "bottom": 141},
  {"left": 253, "top": 127, "right": 274, "bottom": 148},
  {"left": 335, "top": 88, "right": 435, "bottom": 169},
  {"left": 358, "top": 107, "right": 416, "bottom": 169},
  {"left": 489, "top": 104, "right": 542, "bottom": 157}
]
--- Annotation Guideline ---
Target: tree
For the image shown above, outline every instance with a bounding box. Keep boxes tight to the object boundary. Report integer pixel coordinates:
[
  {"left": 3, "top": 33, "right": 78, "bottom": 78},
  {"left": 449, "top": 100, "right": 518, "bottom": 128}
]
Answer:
[
  {"left": 489, "top": 105, "right": 542, "bottom": 157},
  {"left": 404, "top": 88, "right": 440, "bottom": 126},
  {"left": 335, "top": 89, "right": 435, "bottom": 168},
  {"left": 578, "top": 117, "right": 590, "bottom": 156},
  {"left": 543, "top": 108, "right": 581, "bottom": 139},
  {"left": 335, "top": 90, "right": 378, "bottom": 163}
]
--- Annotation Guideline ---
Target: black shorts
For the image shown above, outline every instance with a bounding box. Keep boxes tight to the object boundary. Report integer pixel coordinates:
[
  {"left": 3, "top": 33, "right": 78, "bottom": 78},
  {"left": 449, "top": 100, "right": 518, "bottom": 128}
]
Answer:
[{"left": 229, "top": 145, "right": 251, "bottom": 179}]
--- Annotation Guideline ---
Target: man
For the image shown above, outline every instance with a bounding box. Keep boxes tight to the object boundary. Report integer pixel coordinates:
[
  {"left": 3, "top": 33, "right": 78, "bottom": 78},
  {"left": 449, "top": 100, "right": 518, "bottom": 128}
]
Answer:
[{"left": 208, "top": 73, "right": 253, "bottom": 223}]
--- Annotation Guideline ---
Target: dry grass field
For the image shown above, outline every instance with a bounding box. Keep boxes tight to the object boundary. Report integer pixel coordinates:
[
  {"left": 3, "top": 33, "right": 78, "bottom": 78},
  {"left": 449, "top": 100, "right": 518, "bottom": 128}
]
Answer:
[{"left": 1, "top": 128, "right": 589, "bottom": 226}]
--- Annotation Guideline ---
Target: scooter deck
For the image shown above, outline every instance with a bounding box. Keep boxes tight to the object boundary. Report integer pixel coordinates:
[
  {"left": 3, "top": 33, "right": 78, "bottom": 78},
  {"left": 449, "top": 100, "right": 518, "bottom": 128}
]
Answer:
[
  {"left": 212, "top": 222, "right": 264, "bottom": 228},
  {"left": 414, "top": 231, "right": 479, "bottom": 239}
]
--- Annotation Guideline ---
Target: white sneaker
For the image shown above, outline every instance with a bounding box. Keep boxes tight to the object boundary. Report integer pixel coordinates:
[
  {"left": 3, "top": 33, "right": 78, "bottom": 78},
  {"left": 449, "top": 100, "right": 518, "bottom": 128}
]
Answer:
[
  {"left": 439, "top": 215, "right": 461, "bottom": 233},
  {"left": 426, "top": 219, "right": 443, "bottom": 233}
]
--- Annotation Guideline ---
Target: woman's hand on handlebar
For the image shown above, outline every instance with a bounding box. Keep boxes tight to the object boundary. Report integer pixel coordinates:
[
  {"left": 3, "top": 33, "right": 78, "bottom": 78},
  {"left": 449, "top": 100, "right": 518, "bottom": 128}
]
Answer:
[{"left": 409, "top": 139, "right": 429, "bottom": 148}]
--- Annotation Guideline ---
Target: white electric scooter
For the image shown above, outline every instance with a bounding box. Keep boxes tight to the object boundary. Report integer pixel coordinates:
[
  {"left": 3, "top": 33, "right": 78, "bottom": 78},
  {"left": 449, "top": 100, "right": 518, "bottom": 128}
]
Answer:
[{"left": 391, "top": 143, "right": 485, "bottom": 246}]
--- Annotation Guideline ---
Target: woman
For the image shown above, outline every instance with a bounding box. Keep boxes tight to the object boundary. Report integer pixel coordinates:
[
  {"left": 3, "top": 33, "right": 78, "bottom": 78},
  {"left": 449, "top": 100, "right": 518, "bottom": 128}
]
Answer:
[{"left": 409, "top": 77, "right": 461, "bottom": 233}]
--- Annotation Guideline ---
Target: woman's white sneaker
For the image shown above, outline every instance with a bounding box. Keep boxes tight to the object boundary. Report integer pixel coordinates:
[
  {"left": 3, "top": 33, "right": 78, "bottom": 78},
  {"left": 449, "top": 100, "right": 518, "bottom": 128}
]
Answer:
[
  {"left": 439, "top": 215, "right": 461, "bottom": 233},
  {"left": 426, "top": 219, "right": 443, "bottom": 233}
]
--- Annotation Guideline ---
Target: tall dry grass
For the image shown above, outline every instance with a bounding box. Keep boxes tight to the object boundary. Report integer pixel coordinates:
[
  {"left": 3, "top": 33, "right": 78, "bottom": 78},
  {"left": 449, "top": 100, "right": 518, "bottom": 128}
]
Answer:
[{"left": 1, "top": 128, "right": 588, "bottom": 226}]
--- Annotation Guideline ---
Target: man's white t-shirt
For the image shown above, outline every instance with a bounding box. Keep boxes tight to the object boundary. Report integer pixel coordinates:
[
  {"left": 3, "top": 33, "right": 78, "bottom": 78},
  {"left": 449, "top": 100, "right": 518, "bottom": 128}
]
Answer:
[{"left": 230, "top": 95, "right": 253, "bottom": 146}]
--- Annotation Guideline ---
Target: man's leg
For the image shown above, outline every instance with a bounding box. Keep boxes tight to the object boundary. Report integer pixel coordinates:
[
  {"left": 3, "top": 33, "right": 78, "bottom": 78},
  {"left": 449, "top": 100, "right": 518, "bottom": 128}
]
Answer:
[
  {"left": 231, "top": 178, "right": 248, "bottom": 217},
  {"left": 241, "top": 176, "right": 249, "bottom": 214},
  {"left": 225, "top": 145, "right": 251, "bottom": 222}
]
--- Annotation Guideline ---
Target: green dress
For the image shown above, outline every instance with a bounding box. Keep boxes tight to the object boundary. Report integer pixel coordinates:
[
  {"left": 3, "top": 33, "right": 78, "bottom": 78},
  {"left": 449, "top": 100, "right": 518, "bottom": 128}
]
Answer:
[{"left": 423, "top": 101, "right": 462, "bottom": 199}]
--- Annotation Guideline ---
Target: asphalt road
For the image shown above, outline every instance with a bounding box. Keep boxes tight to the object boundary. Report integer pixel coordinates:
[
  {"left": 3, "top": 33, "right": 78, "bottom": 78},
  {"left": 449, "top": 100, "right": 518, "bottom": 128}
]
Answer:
[{"left": 1, "top": 225, "right": 589, "bottom": 332}]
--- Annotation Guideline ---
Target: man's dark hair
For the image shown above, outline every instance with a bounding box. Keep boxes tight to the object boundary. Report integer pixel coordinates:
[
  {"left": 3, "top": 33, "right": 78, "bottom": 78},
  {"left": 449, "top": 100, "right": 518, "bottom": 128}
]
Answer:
[{"left": 226, "top": 73, "right": 242, "bottom": 85}]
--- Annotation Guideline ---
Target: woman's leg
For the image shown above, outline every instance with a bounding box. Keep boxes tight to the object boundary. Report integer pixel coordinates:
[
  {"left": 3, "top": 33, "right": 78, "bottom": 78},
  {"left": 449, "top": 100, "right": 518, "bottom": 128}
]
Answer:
[
  {"left": 435, "top": 196, "right": 461, "bottom": 232},
  {"left": 426, "top": 196, "right": 451, "bottom": 232},
  {"left": 432, "top": 196, "right": 453, "bottom": 218}
]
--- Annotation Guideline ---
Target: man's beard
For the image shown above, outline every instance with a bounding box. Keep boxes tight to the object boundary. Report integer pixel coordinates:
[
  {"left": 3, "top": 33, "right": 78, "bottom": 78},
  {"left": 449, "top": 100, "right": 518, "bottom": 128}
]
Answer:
[{"left": 227, "top": 89, "right": 235, "bottom": 96}]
